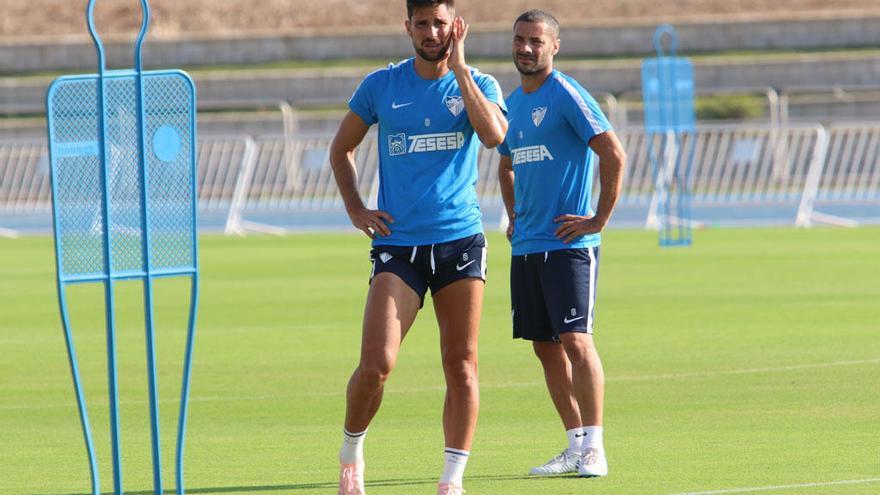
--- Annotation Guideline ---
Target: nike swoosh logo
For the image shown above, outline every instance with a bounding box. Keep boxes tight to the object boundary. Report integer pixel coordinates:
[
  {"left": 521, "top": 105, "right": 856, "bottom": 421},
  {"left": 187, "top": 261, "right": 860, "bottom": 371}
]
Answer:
[
  {"left": 392, "top": 101, "right": 413, "bottom": 109},
  {"left": 456, "top": 260, "right": 477, "bottom": 271},
  {"left": 575, "top": 433, "right": 587, "bottom": 438},
  {"left": 564, "top": 315, "right": 585, "bottom": 324}
]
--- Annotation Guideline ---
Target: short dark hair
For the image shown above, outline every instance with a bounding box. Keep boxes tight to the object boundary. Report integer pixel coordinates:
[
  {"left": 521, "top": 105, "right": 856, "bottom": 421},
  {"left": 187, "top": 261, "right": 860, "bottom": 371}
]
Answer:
[
  {"left": 407, "top": 0, "right": 455, "bottom": 19},
  {"left": 514, "top": 9, "right": 560, "bottom": 36}
]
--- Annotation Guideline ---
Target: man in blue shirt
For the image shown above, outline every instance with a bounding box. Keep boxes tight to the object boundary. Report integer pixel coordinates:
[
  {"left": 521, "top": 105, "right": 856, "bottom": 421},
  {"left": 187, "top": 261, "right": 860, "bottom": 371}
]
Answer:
[
  {"left": 498, "top": 10, "right": 627, "bottom": 479},
  {"left": 329, "top": 1, "right": 507, "bottom": 494}
]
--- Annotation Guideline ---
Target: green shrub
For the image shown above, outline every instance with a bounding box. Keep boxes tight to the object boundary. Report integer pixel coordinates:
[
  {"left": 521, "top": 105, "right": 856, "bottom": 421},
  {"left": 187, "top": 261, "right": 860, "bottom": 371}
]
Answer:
[{"left": 696, "top": 94, "right": 765, "bottom": 120}]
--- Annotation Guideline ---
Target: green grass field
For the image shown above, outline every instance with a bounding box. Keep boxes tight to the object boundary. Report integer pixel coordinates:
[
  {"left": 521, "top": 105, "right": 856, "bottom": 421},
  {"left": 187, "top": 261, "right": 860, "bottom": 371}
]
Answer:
[{"left": 1, "top": 228, "right": 879, "bottom": 495}]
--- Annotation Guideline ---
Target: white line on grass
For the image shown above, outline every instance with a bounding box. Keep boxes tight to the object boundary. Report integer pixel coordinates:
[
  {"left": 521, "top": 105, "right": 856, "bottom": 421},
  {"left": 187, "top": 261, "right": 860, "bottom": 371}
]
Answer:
[
  {"left": 382, "top": 358, "right": 880, "bottom": 394},
  {"left": 0, "top": 393, "right": 271, "bottom": 411},
  {"left": 4, "top": 358, "right": 879, "bottom": 411},
  {"left": 610, "top": 358, "right": 880, "bottom": 382},
  {"left": 669, "top": 477, "right": 880, "bottom": 495},
  {"left": 0, "top": 324, "right": 314, "bottom": 345}
]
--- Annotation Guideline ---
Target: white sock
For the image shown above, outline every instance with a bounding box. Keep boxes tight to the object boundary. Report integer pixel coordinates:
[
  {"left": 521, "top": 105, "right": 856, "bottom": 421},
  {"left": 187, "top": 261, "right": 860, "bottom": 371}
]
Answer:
[
  {"left": 580, "top": 426, "right": 603, "bottom": 451},
  {"left": 566, "top": 427, "right": 584, "bottom": 453},
  {"left": 339, "top": 428, "right": 367, "bottom": 464},
  {"left": 439, "top": 448, "right": 469, "bottom": 486}
]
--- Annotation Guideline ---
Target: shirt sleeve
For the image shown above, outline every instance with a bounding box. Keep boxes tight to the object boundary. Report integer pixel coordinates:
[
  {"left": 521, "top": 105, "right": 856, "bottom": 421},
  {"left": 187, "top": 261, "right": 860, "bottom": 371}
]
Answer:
[
  {"left": 474, "top": 71, "right": 508, "bottom": 114},
  {"left": 348, "top": 69, "right": 384, "bottom": 126},
  {"left": 497, "top": 138, "right": 511, "bottom": 157},
  {"left": 555, "top": 75, "right": 612, "bottom": 145}
]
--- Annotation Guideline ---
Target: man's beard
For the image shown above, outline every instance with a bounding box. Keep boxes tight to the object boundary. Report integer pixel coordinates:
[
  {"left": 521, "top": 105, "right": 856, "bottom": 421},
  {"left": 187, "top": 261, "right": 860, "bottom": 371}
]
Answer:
[
  {"left": 414, "top": 38, "right": 451, "bottom": 62},
  {"left": 514, "top": 54, "right": 547, "bottom": 75}
]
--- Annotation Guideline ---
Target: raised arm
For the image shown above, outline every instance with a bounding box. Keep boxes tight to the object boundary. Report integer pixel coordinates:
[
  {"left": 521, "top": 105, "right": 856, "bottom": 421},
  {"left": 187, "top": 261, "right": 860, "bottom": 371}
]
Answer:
[
  {"left": 448, "top": 16, "right": 508, "bottom": 148},
  {"left": 554, "top": 131, "right": 627, "bottom": 243},
  {"left": 329, "top": 111, "right": 394, "bottom": 239}
]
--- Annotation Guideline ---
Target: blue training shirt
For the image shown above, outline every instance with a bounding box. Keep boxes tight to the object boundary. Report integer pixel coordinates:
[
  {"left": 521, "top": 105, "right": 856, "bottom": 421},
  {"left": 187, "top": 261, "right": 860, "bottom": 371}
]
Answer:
[
  {"left": 349, "top": 58, "right": 506, "bottom": 246},
  {"left": 498, "top": 70, "right": 612, "bottom": 256}
]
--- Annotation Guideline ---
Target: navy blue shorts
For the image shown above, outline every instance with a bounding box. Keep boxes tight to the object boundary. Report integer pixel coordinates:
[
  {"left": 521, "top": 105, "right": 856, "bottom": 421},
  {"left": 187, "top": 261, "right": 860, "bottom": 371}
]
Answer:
[
  {"left": 370, "top": 233, "right": 487, "bottom": 306},
  {"left": 511, "top": 247, "right": 600, "bottom": 342}
]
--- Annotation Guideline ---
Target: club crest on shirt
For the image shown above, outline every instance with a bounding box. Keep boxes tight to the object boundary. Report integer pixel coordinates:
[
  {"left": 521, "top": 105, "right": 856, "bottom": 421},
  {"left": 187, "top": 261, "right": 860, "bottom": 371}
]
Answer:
[
  {"left": 445, "top": 96, "right": 465, "bottom": 117},
  {"left": 388, "top": 133, "right": 407, "bottom": 156},
  {"left": 532, "top": 107, "right": 548, "bottom": 127}
]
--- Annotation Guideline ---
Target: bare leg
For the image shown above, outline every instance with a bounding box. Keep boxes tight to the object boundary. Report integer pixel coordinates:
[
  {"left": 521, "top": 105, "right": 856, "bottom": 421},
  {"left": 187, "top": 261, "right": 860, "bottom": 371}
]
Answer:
[
  {"left": 532, "top": 341, "right": 582, "bottom": 430},
  {"left": 344, "top": 273, "right": 421, "bottom": 432},
  {"left": 433, "top": 278, "right": 483, "bottom": 450},
  {"left": 558, "top": 333, "right": 604, "bottom": 426}
]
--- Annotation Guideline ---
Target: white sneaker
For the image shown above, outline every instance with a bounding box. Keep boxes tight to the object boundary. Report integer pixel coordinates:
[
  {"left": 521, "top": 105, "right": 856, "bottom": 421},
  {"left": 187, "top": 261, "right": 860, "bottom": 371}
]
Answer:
[
  {"left": 529, "top": 449, "right": 581, "bottom": 475},
  {"left": 578, "top": 447, "right": 608, "bottom": 477}
]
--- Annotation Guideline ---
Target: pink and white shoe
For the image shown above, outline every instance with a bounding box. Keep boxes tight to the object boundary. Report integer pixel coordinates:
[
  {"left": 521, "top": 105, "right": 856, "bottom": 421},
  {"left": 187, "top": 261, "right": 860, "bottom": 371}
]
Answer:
[
  {"left": 437, "top": 482, "right": 464, "bottom": 495},
  {"left": 338, "top": 460, "right": 366, "bottom": 495},
  {"left": 578, "top": 447, "right": 608, "bottom": 477}
]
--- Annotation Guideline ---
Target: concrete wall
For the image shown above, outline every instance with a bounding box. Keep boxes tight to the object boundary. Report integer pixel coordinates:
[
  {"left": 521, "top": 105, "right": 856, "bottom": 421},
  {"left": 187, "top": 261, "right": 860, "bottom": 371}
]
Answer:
[
  {"left": 2, "top": 14, "right": 880, "bottom": 74},
  {"left": 5, "top": 53, "right": 879, "bottom": 117}
]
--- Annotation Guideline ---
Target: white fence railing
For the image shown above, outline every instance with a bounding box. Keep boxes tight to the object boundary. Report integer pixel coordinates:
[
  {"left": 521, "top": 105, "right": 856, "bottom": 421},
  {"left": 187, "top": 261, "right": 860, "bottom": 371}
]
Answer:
[
  {"left": 479, "top": 124, "right": 829, "bottom": 229},
  {"left": 0, "top": 140, "right": 49, "bottom": 238},
  {"left": 2, "top": 122, "right": 878, "bottom": 236},
  {"left": 804, "top": 123, "right": 880, "bottom": 227},
  {"left": 0, "top": 140, "right": 50, "bottom": 213}
]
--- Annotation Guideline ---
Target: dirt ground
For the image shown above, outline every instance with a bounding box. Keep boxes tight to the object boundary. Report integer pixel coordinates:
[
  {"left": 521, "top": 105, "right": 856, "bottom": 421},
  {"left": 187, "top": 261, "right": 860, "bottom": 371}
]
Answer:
[{"left": 2, "top": 1, "right": 879, "bottom": 39}]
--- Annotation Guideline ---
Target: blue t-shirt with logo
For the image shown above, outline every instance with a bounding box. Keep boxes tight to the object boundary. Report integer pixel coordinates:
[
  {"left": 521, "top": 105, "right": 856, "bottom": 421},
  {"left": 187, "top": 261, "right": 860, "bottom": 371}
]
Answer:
[
  {"left": 498, "top": 70, "right": 613, "bottom": 256},
  {"left": 349, "top": 58, "right": 506, "bottom": 246}
]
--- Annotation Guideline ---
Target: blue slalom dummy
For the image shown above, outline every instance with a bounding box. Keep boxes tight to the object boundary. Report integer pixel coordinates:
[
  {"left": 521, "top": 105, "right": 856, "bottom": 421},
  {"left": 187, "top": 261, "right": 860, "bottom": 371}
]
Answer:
[
  {"left": 46, "top": 1, "right": 198, "bottom": 494},
  {"left": 641, "top": 25, "right": 696, "bottom": 247}
]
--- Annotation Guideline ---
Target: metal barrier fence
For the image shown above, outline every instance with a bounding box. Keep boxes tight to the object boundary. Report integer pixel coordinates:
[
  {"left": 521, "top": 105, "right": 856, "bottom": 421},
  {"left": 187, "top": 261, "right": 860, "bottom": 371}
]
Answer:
[
  {"left": 803, "top": 123, "right": 880, "bottom": 226},
  {"left": 479, "top": 124, "right": 828, "bottom": 229},
  {"left": 223, "top": 135, "right": 380, "bottom": 234},
  {"left": 0, "top": 140, "right": 49, "bottom": 213},
  {"left": 0, "top": 140, "right": 49, "bottom": 237},
  {"left": 2, "top": 122, "right": 878, "bottom": 237}
]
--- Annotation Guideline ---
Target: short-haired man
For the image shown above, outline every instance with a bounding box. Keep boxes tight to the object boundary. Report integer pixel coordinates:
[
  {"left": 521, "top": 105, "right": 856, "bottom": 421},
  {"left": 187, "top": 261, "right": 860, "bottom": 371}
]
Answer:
[
  {"left": 497, "top": 9, "right": 627, "bottom": 478},
  {"left": 329, "top": 1, "right": 507, "bottom": 494}
]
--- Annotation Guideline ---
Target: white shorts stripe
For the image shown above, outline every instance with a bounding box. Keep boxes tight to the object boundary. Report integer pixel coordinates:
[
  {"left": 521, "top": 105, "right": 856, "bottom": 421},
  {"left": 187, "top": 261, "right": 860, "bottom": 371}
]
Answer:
[
  {"left": 586, "top": 246, "right": 597, "bottom": 333},
  {"left": 480, "top": 246, "right": 488, "bottom": 279}
]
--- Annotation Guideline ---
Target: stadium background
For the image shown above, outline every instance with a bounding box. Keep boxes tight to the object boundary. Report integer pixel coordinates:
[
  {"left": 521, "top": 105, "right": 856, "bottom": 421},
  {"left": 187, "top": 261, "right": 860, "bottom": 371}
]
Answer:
[{"left": 1, "top": 1, "right": 878, "bottom": 494}]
